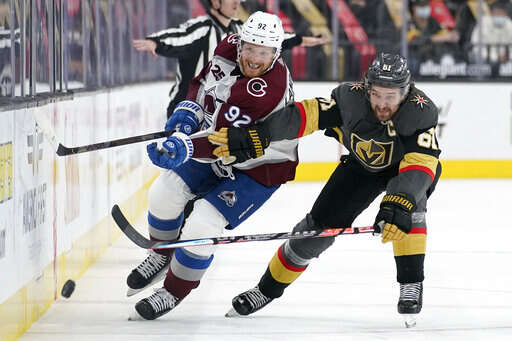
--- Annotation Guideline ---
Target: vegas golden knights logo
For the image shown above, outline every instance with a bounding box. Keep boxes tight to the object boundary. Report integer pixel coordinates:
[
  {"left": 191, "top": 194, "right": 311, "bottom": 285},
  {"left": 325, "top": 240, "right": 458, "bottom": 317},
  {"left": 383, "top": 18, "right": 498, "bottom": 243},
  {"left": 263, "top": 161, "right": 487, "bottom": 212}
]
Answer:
[{"left": 351, "top": 133, "right": 393, "bottom": 169}]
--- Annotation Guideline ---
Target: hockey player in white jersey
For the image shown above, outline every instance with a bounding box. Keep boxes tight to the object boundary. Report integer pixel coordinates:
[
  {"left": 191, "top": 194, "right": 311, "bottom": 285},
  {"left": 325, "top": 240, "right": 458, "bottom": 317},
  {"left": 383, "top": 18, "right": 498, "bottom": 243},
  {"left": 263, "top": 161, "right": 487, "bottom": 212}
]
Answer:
[{"left": 127, "top": 12, "right": 299, "bottom": 321}]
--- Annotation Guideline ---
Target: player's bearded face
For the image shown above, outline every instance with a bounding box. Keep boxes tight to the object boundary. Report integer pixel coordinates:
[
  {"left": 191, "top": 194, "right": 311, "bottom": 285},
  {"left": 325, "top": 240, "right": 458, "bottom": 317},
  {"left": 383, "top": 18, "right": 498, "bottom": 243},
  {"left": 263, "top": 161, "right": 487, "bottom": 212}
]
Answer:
[
  {"left": 369, "top": 86, "right": 403, "bottom": 121},
  {"left": 239, "top": 42, "right": 276, "bottom": 78}
]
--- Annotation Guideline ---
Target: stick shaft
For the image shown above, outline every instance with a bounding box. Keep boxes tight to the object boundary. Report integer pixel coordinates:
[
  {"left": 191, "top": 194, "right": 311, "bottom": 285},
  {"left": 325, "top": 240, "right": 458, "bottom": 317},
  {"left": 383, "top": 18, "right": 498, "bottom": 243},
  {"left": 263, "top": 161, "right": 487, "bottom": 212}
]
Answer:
[
  {"left": 111, "top": 204, "right": 375, "bottom": 250},
  {"left": 34, "top": 111, "right": 173, "bottom": 156},
  {"left": 56, "top": 130, "right": 172, "bottom": 156}
]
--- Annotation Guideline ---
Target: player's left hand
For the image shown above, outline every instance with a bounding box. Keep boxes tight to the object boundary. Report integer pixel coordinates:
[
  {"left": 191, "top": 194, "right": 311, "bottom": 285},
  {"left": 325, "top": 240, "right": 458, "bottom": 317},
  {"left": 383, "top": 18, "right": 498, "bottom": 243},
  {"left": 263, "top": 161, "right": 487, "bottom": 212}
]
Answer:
[
  {"left": 300, "top": 35, "right": 330, "bottom": 47},
  {"left": 208, "top": 126, "right": 270, "bottom": 165},
  {"left": 373, "top": 193, "right": 416, "bottom": 243},
  {"left": 146, "top": 133, "right": 194, "bottom": 169},
  {"left": 165, "top": 100, "right": 204, "bottom": 135}
]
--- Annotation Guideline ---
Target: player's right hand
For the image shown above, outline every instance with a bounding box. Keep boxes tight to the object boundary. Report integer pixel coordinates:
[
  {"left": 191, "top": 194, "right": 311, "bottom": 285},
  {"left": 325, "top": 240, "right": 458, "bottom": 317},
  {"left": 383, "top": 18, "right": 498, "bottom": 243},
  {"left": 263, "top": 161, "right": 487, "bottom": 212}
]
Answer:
[
  {"left": 146, "top": 133, "right": 194, "bottom": 170},
  {"left": 165, "top": 100, "right": 204, "bottom": 135},
  {"left": 373, "top": 193, "right": 416, "bottom": 243},
  {"left": 208, "top": 126, "right": 270, "bottom": 165}
]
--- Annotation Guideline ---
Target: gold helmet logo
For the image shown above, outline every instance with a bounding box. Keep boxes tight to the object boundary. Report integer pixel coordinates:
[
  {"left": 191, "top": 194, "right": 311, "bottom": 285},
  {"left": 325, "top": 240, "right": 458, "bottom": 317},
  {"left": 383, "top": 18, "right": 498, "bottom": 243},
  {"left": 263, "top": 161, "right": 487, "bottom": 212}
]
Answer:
[{"left": 351, "top": 133, "right": 393, "bottom": 169}]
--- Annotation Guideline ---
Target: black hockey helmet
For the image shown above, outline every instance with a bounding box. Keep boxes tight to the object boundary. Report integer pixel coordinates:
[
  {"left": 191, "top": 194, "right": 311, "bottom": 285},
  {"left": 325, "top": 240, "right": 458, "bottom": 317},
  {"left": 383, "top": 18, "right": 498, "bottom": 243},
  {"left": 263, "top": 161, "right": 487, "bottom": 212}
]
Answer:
[{"left": 365, "top": 53, "right": 411, "bottom": 90}]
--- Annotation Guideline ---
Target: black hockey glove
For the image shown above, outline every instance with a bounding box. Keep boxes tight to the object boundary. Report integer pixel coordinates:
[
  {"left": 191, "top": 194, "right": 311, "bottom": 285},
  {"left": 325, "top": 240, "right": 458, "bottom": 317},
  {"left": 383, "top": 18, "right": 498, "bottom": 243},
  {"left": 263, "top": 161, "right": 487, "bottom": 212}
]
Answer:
[
  {"left": 373, "top": 193, "right": 416, "bottom": 243},
  {"left": 208, "top": 126, "right": 270, "bottom": 165}
]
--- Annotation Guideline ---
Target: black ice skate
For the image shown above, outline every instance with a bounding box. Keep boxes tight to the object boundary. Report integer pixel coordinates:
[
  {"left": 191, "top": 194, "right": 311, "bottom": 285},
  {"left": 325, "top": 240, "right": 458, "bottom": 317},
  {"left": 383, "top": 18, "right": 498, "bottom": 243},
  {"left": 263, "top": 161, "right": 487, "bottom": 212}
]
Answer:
[
  {"left": 126, "top": 250, "right": 171, "bottom": 297},
  {"left": 398, "top": 282, "right": 423, "bottom": 328},
  {"left": 225, "top": 286, "right": 273, "bottom": 317},
  {"left": 129, "top": 287, "right": 181, "bottom": 320}
]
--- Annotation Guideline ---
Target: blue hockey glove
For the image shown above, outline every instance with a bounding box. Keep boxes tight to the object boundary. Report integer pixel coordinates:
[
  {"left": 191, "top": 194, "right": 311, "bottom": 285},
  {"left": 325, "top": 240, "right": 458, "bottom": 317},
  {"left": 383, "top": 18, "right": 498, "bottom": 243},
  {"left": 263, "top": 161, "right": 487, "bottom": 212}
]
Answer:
[
  {"left": 165, "top": 100, "right": 204, "bottom": 135},
  {"left": 146, "top": 133, "right": 194, "bottom": 169}
]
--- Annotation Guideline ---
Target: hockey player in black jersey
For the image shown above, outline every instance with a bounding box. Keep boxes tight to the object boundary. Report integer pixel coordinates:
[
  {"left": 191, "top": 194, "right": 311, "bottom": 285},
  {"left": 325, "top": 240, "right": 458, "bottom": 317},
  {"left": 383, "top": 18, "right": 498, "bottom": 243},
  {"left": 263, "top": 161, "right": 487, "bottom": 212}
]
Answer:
[{"left": 209, "top": 53, "right": 442, "bottom": 327}]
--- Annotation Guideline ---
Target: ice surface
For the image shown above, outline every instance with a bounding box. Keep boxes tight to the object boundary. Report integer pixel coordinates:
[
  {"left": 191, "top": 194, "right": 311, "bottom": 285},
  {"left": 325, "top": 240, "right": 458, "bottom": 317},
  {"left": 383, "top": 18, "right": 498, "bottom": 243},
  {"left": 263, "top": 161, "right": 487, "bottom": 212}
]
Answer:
[{"left": 20, "top": 180, "right": 512, "bottom": 340}]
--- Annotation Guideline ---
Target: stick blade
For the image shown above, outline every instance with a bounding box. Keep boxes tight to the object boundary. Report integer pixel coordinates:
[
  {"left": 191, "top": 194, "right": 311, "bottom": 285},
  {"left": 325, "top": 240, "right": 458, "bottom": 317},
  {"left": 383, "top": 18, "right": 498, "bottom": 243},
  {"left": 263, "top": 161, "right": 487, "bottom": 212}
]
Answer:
[
  {"left": 111, "top": 205, "right": 156, "bottom": 249},
  {"left": 56, "top": 144, "right": 71, "bottom": 156}
]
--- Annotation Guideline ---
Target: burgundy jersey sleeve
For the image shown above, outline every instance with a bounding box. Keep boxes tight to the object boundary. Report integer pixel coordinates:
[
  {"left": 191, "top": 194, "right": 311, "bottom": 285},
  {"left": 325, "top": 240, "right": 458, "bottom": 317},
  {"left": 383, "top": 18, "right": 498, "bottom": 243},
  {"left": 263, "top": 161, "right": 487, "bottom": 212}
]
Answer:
[{"left": 213, "top": 34, "right": 240, "bottom": 61}]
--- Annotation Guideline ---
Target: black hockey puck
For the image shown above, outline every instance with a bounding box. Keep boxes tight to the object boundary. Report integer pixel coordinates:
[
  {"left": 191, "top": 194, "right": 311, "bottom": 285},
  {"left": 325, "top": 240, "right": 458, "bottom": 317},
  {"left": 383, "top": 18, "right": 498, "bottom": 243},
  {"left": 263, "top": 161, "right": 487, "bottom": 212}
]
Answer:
[{"left": 61, "top": 279, "right": 76, "bottom": 298}]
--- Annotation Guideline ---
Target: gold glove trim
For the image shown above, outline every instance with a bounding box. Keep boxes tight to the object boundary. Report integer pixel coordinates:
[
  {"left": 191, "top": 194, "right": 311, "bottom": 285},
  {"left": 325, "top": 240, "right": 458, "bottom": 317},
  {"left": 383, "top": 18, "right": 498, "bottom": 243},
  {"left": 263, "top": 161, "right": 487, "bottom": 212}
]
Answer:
[
  {"left": 381, "top": 223, "right": 407, "bottom": 243},
  {"left": 208, "top": 127, "right": 228, "bottom": 146},
  {"left": 381, "top": 194, "right": 414, "bottom": 211},
  {"left": 212, "top": 145, "right": 230, "bottom": 158}
]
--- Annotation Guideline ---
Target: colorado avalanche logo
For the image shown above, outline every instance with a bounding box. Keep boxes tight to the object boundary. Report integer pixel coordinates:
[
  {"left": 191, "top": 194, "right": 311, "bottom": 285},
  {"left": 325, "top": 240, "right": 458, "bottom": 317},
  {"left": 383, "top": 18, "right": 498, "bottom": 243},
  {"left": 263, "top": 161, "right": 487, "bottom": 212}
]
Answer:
[
  {"left": 410, "top": 94, "right": 428, "bottom": 109},
  {"left": 227, "top": 34, "right": 240, "bottom": 45},
  {"left": 218, "top": 191, "right": 237, "bottom": 207},
  {"left": 247, "top": 78, "right": 267, "bottom": 97}
]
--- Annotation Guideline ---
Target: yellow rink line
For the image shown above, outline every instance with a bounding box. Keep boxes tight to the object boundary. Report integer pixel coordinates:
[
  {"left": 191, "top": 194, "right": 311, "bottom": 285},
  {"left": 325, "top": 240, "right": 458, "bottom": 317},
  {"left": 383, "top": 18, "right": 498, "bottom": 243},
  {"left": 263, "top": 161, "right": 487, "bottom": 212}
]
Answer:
[
  {"left": 0, "top": 179, "right": 154, "bottom": 341},
  {"left": 293, "top": 160, "right": 512, "bottom": 181},
  {"left": 2, "top": 159, "right": 511, "bottom": 340}
]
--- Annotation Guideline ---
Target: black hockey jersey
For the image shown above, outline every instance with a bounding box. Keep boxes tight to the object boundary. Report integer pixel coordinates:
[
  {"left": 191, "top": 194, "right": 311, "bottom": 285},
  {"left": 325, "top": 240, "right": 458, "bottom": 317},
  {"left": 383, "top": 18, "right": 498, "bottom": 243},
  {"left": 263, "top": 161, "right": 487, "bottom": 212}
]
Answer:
[{"left": 248, "top": 82, "right": 441, "bottom": 204}]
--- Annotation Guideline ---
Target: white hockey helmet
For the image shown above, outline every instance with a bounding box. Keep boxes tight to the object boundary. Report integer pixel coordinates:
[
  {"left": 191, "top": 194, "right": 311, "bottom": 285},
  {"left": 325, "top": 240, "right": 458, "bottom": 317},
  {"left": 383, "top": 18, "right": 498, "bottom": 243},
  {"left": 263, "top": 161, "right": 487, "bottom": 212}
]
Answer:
[{"left": 238, "top": 11, "right": 285, "bottom": 71}]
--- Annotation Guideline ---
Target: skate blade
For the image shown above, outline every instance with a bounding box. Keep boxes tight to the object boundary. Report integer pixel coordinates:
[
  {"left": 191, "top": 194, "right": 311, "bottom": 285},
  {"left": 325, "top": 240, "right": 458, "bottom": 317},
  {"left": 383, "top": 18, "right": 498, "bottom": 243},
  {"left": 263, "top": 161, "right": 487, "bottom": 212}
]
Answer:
[
  {"left": 128, "top": 307, "right": 145, "bottom": 321},
  {"left": 225, "top": 307, "right": 242, "bottom": 318},
  {"left": 403, "top": 314, "right": 417, "bottom": 328},
  {"left": 127, "top": 287, "right": 144, "bottom": 297}
]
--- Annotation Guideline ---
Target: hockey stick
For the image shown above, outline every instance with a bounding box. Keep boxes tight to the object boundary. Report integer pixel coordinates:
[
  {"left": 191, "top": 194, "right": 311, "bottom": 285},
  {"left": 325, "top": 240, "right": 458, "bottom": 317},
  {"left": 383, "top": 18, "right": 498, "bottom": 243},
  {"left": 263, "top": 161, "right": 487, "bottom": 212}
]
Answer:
[
  {"left": 111, "top": 204, "right": 375, "bottom": 250},
  {"left": 34, "top": 112, "right": 172, "bottom": 156},
  {"left": 53, "top": 130, "right": 173, "bottom": 156}
]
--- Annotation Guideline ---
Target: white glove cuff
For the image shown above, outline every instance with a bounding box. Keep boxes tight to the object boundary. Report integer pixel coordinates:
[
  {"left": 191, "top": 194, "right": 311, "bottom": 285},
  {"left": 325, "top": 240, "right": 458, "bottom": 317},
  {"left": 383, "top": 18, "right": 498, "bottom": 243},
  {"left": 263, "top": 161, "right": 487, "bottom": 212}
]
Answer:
[
  {"left": 175, "top": 100, "right": 205, "bottom": 122},
  {"left": 173, "top": 132, "right": 194, "bottom": 162}
]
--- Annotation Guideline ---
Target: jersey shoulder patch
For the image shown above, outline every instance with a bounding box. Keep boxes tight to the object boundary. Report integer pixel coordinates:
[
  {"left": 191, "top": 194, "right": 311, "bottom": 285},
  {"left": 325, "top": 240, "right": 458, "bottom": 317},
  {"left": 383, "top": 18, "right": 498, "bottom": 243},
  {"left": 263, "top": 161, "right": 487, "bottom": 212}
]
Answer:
[
  {"left": 332, "top": 82, "right": 366, "bottom": 103},
  {"left": 214, "top": 35, "right": 239, "bottom": 62},
  {"left": 331, "top": 82, "right": 367, "bottom": 118},
  {"left": 394, "top": 86, "right": 438, "bottom": 136}
]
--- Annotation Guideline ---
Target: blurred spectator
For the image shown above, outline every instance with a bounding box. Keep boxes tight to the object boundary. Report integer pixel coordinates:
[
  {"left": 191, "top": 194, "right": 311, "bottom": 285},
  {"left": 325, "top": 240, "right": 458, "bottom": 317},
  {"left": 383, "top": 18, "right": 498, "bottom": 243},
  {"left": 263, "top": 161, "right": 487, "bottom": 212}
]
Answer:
[
  {"left": 0, "top": 8, "right": 12, "bottom": 97},
  {"left": 408, "top": 0, "right": 460, "bottom": 72},
  {"left": 347, "top": 0, "right": 379, "bottom": 39},
  {"left": 376, "top": 0, "right": 403, "bottom": 54},
  {"left": 453, "top": 0, "right": 490, "bottom": 61},
  {"left": 66, "top": 0, "right": 84, "bottom": 86},
  {"left": 471, "top": 0, "right": 512, "bottom": 63},
  {"left": 444, "top": 0, "right": 468, "bottom": 17}
]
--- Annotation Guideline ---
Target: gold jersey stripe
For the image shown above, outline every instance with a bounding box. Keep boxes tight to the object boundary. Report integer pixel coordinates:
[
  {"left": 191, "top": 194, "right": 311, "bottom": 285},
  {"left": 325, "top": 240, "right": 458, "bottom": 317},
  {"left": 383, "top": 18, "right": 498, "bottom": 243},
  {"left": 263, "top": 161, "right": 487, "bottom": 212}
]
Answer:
[
  {"left": 332, "top": 127, "right": 343, "bottom": 143},
  {"left": 400, "top": 152, "right": 438, "bottom": 175},
  {"left": 392, "top": 233, "right": 426, "bottom": 257},
  {"left": 299, "top": 98, "right": 320, "bottom": 136},
  {"left": 268, "top": 251, "right": 306, "bottom": 284}
]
